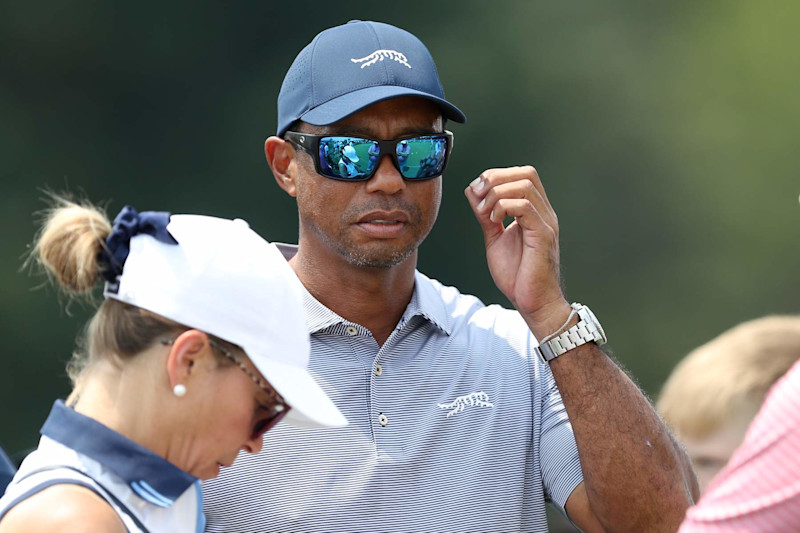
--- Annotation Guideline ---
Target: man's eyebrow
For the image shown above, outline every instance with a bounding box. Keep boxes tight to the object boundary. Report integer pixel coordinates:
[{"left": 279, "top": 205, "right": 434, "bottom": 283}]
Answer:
[{"left": 321, "top": 125, "right": 441, "bottom": 137}]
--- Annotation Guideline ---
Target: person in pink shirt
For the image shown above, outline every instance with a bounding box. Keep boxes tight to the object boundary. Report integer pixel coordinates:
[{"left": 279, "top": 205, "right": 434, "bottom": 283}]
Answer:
[{"left": 679, "top": 357, "right": 800, "bottom": 531}]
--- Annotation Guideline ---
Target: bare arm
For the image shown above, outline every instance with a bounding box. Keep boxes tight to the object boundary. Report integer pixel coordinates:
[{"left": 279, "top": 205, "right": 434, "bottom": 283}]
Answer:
[
  {"left": 0, "top": 485, "right": 126, "bottom": 533},
  {"left": 553, "top": 341, "right": 698, "bottom": 531},
  {"left": 465, "top": 166, "right": 698, "bottom": 532}
]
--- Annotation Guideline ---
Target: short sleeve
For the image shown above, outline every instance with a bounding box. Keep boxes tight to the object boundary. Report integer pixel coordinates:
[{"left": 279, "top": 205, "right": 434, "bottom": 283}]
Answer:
[{"left": 537, "top": 357, "right": 584, "bottom": 514}]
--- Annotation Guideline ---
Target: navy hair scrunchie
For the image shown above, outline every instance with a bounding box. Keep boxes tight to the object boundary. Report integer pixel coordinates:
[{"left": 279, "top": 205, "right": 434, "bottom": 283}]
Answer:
[{"left": 99, "top": 205, "right": 177, "bottom": 282}]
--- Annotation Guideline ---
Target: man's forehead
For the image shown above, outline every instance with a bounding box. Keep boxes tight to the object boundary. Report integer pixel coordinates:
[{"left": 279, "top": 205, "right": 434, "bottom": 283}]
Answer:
[{"left": 303, "top": 97, "right": 443, "bottom": 135}]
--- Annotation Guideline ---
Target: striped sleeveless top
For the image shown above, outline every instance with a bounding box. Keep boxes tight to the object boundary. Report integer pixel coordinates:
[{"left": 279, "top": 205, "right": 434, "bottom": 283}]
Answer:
[{"left": 0, "top": 401, "right": 205, "bottom": 533}]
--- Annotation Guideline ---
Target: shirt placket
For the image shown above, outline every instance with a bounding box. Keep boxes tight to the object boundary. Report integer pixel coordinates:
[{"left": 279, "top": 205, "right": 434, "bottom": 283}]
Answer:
[{"left": 342, "top": 320, "right": 406, "bottom": 461}]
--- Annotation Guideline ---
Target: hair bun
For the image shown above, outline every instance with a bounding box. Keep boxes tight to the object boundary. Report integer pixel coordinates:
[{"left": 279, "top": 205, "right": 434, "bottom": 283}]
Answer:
[{"left": 33, "top": 196, "right": 112, "bottom": 294}]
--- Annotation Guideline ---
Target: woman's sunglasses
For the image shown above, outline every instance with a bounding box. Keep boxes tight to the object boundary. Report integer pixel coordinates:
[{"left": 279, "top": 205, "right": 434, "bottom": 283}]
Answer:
[
  {"left": 161, "top": 337, "right": 290, "bottom": 441},
  {"left": 284, "top": 130, "right": 454, "bottom": 182}
]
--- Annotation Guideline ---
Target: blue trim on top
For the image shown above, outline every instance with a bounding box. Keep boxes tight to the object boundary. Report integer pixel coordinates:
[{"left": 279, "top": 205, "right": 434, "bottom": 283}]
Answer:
[
  {"left": 193, "top": 480, "right": 206, "bottom": 533},
  {"left": 0, "top": 445, "right": 16, "bottom": 494},
  {"left": 40, "top": 400, "right": 197, "bottom": 504},
  {"left": 131, "top": 481, "right": 172, "bottom": 508}
]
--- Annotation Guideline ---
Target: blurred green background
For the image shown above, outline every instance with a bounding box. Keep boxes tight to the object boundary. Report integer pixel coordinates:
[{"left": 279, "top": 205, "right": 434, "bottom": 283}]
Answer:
[{"left": 2, "top": 0, "right": 798, "bottom": 497}]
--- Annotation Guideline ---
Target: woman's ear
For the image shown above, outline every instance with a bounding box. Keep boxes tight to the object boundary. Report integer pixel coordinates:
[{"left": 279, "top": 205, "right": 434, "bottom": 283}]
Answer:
[
  {"left": 265, "top": 136, "right": 298, "bottom": 197},
  {"left": 165, "top": 330, "right": 212, "bottom": 390}
]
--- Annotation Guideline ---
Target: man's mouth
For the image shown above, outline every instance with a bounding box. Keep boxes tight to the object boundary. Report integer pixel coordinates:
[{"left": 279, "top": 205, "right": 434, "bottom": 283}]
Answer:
[
  {"left": 355, "top": 214, "right": 408, "bottom": 238},
  {"left": 357, "top": 210, "right": 409, "bottom": 225}
]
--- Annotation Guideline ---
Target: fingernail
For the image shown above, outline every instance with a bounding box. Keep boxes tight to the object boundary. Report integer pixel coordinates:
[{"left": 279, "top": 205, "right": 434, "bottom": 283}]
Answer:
[
  {"left": 470, "top": 177, "right": 485, "bottom": 193},
  {"left": 489, "top": 211, "right": 495, "bottom": 222},
  {"left": 477, "top": 199, "right": 485, "bottom": 210}
]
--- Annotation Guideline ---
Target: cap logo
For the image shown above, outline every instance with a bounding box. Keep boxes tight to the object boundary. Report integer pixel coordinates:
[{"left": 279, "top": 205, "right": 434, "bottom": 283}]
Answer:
[{"left": 350, "top": 49, "right": 411, "bottom": 69}]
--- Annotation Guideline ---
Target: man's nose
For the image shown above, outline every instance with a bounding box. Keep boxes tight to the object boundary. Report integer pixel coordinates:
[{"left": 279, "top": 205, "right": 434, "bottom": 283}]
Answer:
[{"left": 365, "top": 155, "right": 405, "bottom": 195}]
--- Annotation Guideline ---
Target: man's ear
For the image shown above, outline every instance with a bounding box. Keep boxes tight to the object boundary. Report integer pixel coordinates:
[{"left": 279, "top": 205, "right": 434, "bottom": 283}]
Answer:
[
  {"left": 165, "top": 330, "right": 212, "bottom": 390},
  {"left": 265, "top": 136, "right": 298, "bottom": 197}
]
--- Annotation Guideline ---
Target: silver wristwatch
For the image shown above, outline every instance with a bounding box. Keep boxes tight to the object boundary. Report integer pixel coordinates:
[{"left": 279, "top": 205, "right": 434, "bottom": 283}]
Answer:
[{"left": 534, "top": 303, "right": 607, "bottom": 363}]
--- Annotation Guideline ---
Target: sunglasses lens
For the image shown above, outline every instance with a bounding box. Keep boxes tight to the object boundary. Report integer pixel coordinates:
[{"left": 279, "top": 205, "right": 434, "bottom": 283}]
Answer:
[
  {"left": 252, "top": 419, "right": 269, "bottom": 440},
  {"left": 397, "top": 136, "right": 448, "bottom": 180},
  {"left": 318, "top": 137, "right": 378, "bottom": 180},
  {"left": 251, "top": 406, "right": 289, "bottom": 440},
  {"left": 313, "top": 134, "right": 449, "bottom": 181}
]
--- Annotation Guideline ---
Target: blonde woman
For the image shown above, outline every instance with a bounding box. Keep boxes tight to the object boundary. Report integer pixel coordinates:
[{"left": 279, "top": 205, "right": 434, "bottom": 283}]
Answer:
[
  {"left": 0, "top": 200, "right": 346, "bottom": 532},
  {"left": 658, "top": 316, "right": 800, "bottom": 493}
]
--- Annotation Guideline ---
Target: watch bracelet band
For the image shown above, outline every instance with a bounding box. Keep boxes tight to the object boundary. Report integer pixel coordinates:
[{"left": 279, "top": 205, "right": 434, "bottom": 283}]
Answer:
[{"left": 535, "top": 303, "right": 604, "bottom": 363}]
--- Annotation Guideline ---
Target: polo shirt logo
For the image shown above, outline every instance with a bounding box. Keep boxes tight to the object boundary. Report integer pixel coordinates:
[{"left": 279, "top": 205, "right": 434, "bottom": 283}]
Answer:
[
  {"left": 437, "top": 391, "right": 494, "bottom": 418},
  {"left": 351, "top": 50, "right": 412, "bottom": 69}
]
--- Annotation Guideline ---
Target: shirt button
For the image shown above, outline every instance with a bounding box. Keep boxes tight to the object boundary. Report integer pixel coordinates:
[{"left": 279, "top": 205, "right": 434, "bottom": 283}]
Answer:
[
  {"left": 375, "top": 364, "right": 383, "bottom": 376},
  {"left": 345, "top": 326, "right": 358, "bottom": 336},
  {"left": 378, "top": 413, "right": 388, "bottom": 427}
]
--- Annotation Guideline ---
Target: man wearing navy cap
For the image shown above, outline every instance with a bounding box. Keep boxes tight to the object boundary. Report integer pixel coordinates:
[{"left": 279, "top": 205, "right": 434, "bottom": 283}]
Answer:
[{"left": 203, "top": 20, "right": 698, "bottom": 532}]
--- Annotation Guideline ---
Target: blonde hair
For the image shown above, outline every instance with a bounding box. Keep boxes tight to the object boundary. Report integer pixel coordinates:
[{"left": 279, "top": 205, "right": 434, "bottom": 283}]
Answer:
[
  {"left": 34, "top": 197, "right": 112, "bottom": 294},
  {"left": 31, "top": 195, "right": 233, "bottom": 404},
  {"left": 657, "top": 316, "right": 800, "bottom": 439}
]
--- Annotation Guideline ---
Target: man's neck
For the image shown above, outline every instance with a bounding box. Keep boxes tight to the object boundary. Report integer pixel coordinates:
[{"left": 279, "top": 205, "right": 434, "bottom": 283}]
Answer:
[{"left": 290, "top": 246, "right": 417, "bottom": 346}]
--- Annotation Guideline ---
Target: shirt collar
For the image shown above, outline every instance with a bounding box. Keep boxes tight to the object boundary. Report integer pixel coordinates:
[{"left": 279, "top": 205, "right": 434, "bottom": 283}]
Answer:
[
  {"left": 41, "top": 400, "right": 197, "bottom": 507},
  {"left": 406, "top": 271, "right": 452, "bottom": 335},
  {"left": 274, "top": 243, "right": 451, "bottom": 336},
  {"left": 273, "top": 243, "right": 344, "bottom": 333}
]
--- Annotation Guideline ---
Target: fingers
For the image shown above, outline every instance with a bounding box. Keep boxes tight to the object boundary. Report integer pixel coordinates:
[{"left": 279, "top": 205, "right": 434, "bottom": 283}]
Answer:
[
  {"left": 477, "top": 166, "right": 554, "bottom": 211},
  {"left": 489, "top": 199, "right": 551, "bottom": 234},
  {"left": 464, "top": 175, "right": 504, "bottom": 241},
  {"left": 464, "top": 165, "right": 558, "bottom": 235}
]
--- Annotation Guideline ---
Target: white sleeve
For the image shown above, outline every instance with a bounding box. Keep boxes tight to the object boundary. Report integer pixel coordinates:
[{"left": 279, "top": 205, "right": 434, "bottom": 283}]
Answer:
[{"left": 537, "top": 357, "right": 584, "bottom": 515}]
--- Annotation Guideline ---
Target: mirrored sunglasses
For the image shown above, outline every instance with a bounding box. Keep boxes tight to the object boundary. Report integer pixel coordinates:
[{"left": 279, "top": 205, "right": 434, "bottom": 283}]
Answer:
[{"left": 285, "top": 130, "right": 454, "bottom": 181}]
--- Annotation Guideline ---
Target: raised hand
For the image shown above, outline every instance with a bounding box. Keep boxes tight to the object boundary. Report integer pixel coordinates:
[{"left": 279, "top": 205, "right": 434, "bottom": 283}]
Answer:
[
  {"left": 466, "top": 165, "right": 698, "bottom": 532},
  {"left": 464, "top": 165, "right": 570, "bottom": 335}
]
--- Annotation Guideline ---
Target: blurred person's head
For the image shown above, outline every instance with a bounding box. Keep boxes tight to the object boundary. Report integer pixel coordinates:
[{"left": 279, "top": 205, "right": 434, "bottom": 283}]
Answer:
[
  {"left": 657, "top": 316, "right": 800, "bottom": 493},
  {"left": 32, "top": 196, "right": 346, "bottom": 479}
]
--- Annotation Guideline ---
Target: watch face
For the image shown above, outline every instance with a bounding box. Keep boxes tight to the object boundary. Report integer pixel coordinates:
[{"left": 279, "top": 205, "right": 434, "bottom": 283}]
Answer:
[{"left": 585, "top": 306, "right": 607, "bottom": 344}]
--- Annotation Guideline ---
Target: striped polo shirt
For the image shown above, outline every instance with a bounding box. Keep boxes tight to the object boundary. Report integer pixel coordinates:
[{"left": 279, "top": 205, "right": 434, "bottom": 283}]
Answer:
[
  {"left": 203, "top": 245, "right": 584, "bottom": 532},
  {"left": 0, "top": 401, "right": 205, "bottom": 533}
]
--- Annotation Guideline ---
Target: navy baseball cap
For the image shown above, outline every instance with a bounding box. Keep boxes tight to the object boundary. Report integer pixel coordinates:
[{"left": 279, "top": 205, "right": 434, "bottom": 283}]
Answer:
[{"left": 276, "top": 20, "right": 466, "bottom": 136}]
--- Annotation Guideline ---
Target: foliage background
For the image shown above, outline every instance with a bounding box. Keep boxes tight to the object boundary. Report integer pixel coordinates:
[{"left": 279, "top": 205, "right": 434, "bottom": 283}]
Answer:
[{"left": 1, "top": 2, "right": 799, "bottom": 525}]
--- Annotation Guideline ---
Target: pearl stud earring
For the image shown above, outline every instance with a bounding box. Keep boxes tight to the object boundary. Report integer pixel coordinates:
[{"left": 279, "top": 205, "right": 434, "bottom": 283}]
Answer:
[{"left": 173, "top": 384, "right": 187, "bottom": 397}]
